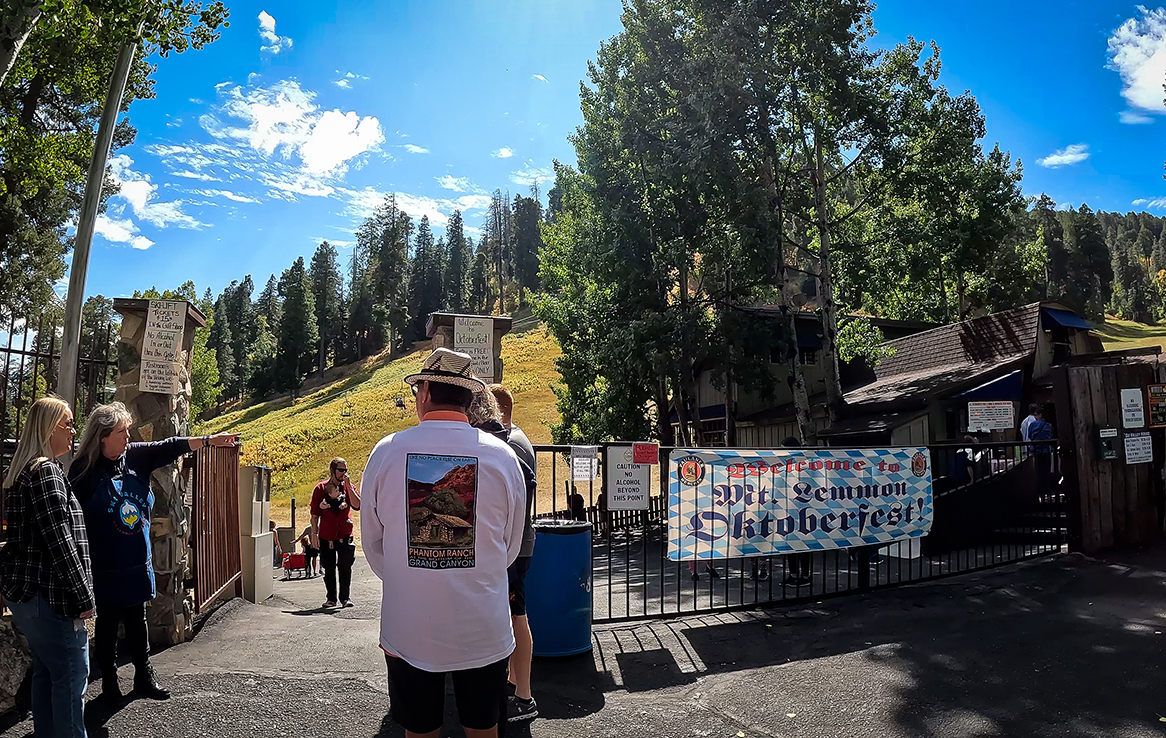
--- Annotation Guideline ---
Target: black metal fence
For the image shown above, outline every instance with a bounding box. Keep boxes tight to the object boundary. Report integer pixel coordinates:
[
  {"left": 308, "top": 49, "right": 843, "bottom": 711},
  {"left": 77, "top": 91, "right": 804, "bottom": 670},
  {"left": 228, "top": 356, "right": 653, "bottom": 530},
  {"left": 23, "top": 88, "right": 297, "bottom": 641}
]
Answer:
[
  {"left": 0, "top": 310, "right": 118, "bottom": 540},
  {"left": 532, "top": 441, "right": 1066, "bottom": 623}
]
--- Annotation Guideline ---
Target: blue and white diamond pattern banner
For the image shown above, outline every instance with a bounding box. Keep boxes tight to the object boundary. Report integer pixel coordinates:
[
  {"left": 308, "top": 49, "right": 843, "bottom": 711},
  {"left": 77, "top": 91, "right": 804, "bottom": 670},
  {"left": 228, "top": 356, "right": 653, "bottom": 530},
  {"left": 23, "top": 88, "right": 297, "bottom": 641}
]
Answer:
[{"left": 667, "top": 448, "right": 933, "bottom": 561}]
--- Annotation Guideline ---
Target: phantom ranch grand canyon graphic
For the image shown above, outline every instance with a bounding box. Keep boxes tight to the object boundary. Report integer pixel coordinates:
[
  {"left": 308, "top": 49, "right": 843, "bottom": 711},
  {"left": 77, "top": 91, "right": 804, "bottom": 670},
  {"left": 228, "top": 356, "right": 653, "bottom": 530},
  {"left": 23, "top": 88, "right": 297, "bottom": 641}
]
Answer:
[{"left": 405, "top": 454, "right": 479, "bottom": 569}]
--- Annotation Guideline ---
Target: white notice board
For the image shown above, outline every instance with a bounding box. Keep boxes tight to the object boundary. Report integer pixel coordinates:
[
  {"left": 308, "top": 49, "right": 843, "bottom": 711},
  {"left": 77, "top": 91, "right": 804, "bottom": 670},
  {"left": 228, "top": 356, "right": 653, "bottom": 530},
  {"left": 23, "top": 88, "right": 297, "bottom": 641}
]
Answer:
[
  {"left": 967, "top": 401, "right": 1014, "bottom": 432},
  {"left": 571, "top": 446, "right": 598, "bottom": 481},
  {"left": 1125, "top": 432, "right": 1153, "bottom": 464},
  {"left": 139, "top": 300, "right": 186, "bottom": 395},
  {"left": 453, "top": 316, "right": 494, "bottom": 381},
  {"left": 605, "top": 445, "right": 652, "bottom": 511},
  {"left": 1122, "top": 388, "right": 1146, "bottom": 429}
]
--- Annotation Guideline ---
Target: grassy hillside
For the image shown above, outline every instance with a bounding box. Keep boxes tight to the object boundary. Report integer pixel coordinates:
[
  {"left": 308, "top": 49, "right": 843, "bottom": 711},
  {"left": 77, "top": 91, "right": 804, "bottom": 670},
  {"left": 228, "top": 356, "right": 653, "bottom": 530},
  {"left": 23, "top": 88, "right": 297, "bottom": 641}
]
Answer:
[
  {"left": 196, "top": 328, "right": 562, "bottom": 525},
  {"left": 1094, "top": 317, "right": 1166, "bottom": 352}
]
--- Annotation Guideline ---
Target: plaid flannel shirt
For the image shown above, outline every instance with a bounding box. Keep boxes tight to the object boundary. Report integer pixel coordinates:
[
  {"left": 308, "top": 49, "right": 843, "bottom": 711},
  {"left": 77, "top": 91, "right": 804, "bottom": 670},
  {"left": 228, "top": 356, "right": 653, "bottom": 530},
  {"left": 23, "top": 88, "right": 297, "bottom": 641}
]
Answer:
[{"left": 0, "top": 458, "right": 95, "bottom": 618}]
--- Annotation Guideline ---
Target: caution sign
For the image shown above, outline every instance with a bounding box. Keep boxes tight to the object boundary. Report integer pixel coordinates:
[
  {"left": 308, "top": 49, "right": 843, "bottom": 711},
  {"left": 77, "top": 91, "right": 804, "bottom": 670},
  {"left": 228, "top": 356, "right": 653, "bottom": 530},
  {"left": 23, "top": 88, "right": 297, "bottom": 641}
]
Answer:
[{"left": 606, "top": 445, "right": 651, "bottom": 511}]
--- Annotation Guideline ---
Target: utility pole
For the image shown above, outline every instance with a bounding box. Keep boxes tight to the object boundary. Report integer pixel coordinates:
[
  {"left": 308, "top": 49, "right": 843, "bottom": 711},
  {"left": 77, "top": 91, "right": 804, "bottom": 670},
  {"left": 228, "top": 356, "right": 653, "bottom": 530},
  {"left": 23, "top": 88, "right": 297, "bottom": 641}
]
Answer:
[{"left": 56, "top": 33, "right": 140, "bottom": 410}]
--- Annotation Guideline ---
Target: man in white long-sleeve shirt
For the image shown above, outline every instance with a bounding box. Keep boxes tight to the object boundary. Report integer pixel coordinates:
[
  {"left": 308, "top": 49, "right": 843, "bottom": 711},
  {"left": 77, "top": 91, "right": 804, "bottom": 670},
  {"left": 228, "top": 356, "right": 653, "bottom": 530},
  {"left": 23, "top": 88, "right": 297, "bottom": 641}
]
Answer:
[{"left": 361, "top": 348, "right": 526, "bottom": 738}]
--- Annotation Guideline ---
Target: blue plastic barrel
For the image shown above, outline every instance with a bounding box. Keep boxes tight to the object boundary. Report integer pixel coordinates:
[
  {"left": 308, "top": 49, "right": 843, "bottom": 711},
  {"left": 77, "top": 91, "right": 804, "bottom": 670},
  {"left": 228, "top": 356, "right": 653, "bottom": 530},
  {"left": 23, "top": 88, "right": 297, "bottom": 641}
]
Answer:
[{"left": 526, "top": 519, "right": 593, "bottom": 657}]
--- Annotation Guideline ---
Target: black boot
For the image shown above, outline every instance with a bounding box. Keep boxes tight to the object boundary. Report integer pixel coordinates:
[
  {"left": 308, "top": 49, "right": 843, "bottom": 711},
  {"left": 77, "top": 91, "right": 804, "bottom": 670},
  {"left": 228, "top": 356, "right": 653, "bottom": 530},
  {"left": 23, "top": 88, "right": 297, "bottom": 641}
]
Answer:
[
  {"left": 101, "top": 669, "right": 125, "bottom": 706},
  {"left": 133, "top": 663, "right": 171, "bottom": 701}
]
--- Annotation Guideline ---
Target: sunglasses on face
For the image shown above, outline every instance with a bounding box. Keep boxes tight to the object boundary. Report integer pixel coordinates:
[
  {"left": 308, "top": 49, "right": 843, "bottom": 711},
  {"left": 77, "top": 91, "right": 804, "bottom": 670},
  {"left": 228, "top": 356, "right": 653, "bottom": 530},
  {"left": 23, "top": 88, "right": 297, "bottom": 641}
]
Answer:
[{"left": 335, "top": 467, "right": 347, "bottom": 474}]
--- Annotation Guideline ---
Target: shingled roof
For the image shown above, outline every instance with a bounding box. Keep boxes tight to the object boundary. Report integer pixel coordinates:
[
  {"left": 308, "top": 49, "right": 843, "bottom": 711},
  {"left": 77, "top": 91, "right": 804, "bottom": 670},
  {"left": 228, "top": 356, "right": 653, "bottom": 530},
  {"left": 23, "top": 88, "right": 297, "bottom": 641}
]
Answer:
[{"left": 844, "top": 303, "right": 1043, "bottom": 409}]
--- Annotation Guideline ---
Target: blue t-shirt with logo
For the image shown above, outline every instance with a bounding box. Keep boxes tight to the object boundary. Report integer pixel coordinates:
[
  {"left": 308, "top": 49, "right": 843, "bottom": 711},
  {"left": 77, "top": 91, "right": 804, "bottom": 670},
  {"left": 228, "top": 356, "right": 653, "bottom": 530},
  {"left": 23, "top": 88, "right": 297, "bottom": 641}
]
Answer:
[{"left": 70, "top": 438, "right": 189, "bottom": 607}]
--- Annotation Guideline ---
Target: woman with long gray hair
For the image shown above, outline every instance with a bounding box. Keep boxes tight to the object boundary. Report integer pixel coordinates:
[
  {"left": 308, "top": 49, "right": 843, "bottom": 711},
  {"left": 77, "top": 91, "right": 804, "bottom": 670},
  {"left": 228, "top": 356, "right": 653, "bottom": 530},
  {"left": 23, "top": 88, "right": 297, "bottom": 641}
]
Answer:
[
  {"left": 69, "top": 401, "right": 238, "bottom": 704},
  {"left": 0, "top": 396, "right": 93, "bottom": 738}
]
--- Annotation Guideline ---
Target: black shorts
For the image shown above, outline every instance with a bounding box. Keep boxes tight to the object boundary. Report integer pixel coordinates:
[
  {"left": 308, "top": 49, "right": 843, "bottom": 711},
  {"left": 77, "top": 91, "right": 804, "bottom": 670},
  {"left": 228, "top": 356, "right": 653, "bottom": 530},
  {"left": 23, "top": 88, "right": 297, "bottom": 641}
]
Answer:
[
  {"left": 508, "top": 556, "right": 531, "bottom": 617},
  {"left": 385, "top": 654, "right": 509, "bottom": 733}
]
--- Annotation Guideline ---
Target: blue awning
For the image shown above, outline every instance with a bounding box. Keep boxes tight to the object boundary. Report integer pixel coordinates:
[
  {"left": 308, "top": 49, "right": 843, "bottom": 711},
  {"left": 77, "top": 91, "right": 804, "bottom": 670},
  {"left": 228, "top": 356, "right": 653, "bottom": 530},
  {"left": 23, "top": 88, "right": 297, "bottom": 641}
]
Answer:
[
  {"left": 952, "top": 369, "right": 1023, "bottom": 402},
  {"left": 796, "top": 326, "right": 822, "bottom": 349},
  {"left": 1042, "top": 307, "right": 1091, "bottom": 330},
  {"left": 668, "top": 404, "right": 727, "bottom": 424}
]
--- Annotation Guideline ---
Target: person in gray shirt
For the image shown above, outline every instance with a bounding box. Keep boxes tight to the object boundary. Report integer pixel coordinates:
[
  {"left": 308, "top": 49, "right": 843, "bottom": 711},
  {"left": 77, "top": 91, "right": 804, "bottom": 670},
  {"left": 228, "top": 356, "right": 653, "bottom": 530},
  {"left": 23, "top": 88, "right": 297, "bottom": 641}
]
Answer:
[{"left": 488, "top": 383, "right": 539, "bottom": 723}]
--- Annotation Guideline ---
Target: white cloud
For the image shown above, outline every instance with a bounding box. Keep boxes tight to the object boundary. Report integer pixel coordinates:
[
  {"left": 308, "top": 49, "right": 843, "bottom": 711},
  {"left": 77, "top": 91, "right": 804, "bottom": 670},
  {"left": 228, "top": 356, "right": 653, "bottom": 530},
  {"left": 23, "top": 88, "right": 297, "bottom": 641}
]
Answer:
[
  {"left": 258, "top": 11, "right": 292, "bottom": 54},
  {"left": 93, "top": 215, "right": 155, "bottom": 250},
  {"left": 1108, "top": 7, "right": 1166, "bottom": 116},
  {"left": 1134, "top": 197, "right": 1166, "bottom": 209},
  {"left": 510, "top": 163, "right": 554, "bottom": 187},
  {"left": 404, "top": 144, "right": 430, "bottom": 154},
  {"left": 342, "top": 186, "right": 386, "bottom": 219},
  {"left": 107, "top": 154, "right": 205, "bottom": 229},
  {"left": 493, "top": 147, "right": 514, "bottom": 159},
  {"left": 532, "top": 74, "right": 548, "bottom": 83},
  {"left": 452, "top": 194, "right": 492, "bottom": 211},
  {"left": 339, "top": 187, "right": 494, "bottom": 229},
  {"left": 1036, "top": 143, "right": 1090, "bottom": 168},
  {"left": 333, "top": 79, "right": 351, "bottom": 89},
  {"left": 171, "top": 170, "right": 221, "bottom": 182},
  {"left": 1120, "top": 110, "right": 1154, "bottom": 124},
  {"left": 437, "top": 175, "right": 473, "bottom": 192},
  {"left": 300, "top": 109, "right": 385, "bottom": 173},
  {"left": 202, "top": 79, "right": 384, "bottom": 177},
  {"left": 192, "top": 189, "right": 260, "bottom": 204},
  {"left": 311, "top": 237, "right": 354, "bottom": 248}
]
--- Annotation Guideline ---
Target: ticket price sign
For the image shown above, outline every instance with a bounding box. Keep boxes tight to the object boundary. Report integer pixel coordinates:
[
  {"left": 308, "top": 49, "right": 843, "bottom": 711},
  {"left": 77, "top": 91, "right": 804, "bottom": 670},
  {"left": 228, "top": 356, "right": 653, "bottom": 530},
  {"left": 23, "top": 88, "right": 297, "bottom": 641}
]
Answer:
[
  {"left": 1125, "top": 432, "right": 1153, "bottom": 465},
  {"left": 453, "top": 316, "right": 494, "bottom": 382},
  {"left": 606, "top": 445, "right": 652, "bottom": 511},
  {"left": 139, "top": 300, "right": 186, "bottom": 395},
  {"left": 967, "top": 401, "right": 1013, "bottom": 432}
]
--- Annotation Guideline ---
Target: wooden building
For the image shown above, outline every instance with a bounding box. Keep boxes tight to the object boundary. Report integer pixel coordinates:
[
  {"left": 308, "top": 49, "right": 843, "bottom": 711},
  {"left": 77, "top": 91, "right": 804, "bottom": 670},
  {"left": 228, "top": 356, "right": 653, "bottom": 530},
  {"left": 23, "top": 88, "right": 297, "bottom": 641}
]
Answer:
[{"left": 683, "top": 302, "right": 1101, "bottom": 447}]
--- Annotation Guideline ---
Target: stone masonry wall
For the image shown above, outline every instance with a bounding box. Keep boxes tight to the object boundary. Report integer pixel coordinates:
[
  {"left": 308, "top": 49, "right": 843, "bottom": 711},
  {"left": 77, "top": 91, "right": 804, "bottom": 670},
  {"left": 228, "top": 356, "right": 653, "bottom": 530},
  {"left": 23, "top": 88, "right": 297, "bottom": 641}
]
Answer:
[{"left": 114, "top": 305, "right": 197, "bottom": 647}]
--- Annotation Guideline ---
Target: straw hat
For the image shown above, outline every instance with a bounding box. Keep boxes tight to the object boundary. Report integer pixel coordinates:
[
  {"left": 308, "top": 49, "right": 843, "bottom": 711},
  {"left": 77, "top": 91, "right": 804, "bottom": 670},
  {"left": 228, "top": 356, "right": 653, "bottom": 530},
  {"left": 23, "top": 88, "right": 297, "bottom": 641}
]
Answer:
[{"left": 404, "top": 348, "right": 487, "bottom": 394}]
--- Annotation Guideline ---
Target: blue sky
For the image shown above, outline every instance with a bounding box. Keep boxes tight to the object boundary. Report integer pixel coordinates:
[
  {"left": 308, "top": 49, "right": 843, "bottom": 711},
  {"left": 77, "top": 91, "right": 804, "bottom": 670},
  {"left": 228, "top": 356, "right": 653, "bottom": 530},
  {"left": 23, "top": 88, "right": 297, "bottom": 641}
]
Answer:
[{"left": 83, "top": 0, "right": 1166, "bottom": 303}]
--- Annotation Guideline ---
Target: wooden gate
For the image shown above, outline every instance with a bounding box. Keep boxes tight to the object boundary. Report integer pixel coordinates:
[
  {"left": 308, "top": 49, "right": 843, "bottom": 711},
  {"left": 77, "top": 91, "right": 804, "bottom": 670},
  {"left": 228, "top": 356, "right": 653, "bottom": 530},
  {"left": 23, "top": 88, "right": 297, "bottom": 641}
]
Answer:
[
  {"left": 191, "top": 444, "right": 242, "bottom": 612},
  {"left": 1053, "top": 361, "right": 1165, "bottom": 554}
]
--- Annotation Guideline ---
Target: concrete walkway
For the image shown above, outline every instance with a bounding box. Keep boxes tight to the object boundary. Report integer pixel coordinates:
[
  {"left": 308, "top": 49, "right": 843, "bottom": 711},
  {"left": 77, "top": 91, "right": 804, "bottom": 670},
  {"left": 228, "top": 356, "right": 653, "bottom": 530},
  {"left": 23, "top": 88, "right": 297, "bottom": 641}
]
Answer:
[{"left": 2, "top": 548, "right": 1166, "bottom": 738}]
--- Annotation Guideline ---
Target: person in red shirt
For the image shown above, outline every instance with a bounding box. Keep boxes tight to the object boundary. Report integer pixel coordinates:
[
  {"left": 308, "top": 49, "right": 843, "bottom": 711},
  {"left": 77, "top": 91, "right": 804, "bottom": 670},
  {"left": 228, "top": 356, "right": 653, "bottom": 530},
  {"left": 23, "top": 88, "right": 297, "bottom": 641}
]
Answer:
[{"left": 310, "top": 458, "right": 361, "bottom": 608}]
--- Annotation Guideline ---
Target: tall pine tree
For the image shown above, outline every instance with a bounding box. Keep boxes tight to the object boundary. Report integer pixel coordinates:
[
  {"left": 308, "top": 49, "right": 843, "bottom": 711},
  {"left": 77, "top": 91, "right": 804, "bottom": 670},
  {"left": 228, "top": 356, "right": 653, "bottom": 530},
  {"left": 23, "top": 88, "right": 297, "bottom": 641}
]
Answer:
[
  {"left": 255, "top": 275, "right": 282, "bottom": 337},
  {"left": 513, "top": 193, "right": 543, "bottom": 306},
  {"left": 405, "top": 216, "right": 445, "bottom": 341},
  {"left": 223, "top": 276, "right": 253, "bottom": 397},
  {"left": 246, "top": 315, "right": 277, "bottom": 399},
  {"left": 208, "top": 296, "right": 236, "bottom": 397},
  {"left": 469, "top": 242, "right": 490, "bottom": 314},
  {"left": 309, "top": 241, "right": 344, "bottom": 371},
  {"left": 274, "top": 258, "right": 319, "bottom": 397},
  {"left": 445, "top": 210, "right": 471, "bottom": 311}
]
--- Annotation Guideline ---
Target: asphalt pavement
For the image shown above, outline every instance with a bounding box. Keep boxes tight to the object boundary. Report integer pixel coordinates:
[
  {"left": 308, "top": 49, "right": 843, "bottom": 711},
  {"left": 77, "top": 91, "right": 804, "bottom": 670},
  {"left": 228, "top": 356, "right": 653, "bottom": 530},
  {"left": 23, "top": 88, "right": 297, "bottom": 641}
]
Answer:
[{"left": 2, "top": 548, "right": 1165, "bottom": 738}]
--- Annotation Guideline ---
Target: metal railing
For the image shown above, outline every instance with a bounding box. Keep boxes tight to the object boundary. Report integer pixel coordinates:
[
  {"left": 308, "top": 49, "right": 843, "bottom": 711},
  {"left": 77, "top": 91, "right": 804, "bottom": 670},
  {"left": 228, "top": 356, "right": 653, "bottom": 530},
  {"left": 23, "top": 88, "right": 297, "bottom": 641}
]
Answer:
[
  {"left": 0, "top": 311, "right": 117, "bottom": 542},
  {"left": 532, "top": 441, "right": 1066, "bottom": 623},
  {"left": 191, "top": 444, "right": 243, "bottom": 612}
]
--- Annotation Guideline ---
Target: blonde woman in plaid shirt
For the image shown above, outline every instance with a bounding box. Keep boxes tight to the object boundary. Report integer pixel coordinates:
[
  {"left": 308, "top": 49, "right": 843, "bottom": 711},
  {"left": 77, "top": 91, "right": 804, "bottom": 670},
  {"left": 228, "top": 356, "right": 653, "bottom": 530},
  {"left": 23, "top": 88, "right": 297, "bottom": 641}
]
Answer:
[{"left": 0, "top": 396, "right": 94, "bottom": 738}]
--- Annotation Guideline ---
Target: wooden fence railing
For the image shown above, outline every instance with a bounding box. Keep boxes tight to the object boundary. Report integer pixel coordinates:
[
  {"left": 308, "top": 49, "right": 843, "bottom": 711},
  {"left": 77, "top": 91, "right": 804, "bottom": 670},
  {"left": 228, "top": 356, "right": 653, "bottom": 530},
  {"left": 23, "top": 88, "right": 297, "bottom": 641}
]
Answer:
[{"left": 191, "top": 444, "right": 242, "bottom": 613}]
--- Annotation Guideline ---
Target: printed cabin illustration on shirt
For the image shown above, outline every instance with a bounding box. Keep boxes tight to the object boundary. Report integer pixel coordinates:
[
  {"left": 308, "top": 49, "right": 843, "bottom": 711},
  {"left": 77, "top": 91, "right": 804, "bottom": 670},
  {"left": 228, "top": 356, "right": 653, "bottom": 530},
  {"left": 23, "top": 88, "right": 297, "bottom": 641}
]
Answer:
[{"left": 405, "top": 454, "right": 479, "bottom": 569}]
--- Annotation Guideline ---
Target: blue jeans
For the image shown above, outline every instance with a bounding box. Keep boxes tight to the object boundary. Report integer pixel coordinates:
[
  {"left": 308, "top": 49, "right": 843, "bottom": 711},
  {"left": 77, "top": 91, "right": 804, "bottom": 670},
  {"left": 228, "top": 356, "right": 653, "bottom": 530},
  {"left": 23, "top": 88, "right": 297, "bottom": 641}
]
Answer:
[{"left": 8, "top": 592, "right": 89, "bottom": 738}]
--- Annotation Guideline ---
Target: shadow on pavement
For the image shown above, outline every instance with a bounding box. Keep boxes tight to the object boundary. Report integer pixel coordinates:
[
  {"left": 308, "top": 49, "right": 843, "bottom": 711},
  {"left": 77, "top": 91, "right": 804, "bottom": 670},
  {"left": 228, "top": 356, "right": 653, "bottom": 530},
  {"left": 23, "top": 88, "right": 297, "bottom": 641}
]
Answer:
[{"left": 608, "top": 553, "right": 1166, "bottom": 736}]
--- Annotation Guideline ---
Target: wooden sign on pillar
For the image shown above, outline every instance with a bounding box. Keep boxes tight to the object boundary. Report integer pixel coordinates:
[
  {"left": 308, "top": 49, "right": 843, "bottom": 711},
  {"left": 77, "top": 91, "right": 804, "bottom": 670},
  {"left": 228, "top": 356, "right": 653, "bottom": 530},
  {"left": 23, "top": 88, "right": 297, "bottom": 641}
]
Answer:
[{"left": 425, "top": 312, "right": 514, "bottom": 384}]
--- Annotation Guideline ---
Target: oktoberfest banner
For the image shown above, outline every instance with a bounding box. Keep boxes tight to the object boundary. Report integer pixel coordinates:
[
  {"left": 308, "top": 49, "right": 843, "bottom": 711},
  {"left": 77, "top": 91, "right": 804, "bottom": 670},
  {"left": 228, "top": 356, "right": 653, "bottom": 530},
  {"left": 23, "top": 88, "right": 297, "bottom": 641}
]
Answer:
[{"left": 667, "top": 448, "right": 933, "bottom": 561}]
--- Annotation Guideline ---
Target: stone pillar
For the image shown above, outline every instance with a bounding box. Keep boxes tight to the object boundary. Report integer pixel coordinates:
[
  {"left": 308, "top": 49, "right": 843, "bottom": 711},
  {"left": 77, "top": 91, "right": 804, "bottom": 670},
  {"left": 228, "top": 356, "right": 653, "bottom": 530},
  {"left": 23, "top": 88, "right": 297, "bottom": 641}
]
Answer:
[
  {"left": 112, "top": 298, "right": 206, "bottom": 647},
  {"left": 0, "top": 616, "right": 30, "bottom": 714}
]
